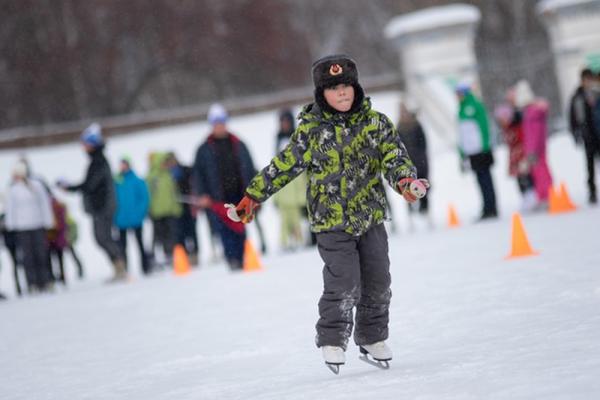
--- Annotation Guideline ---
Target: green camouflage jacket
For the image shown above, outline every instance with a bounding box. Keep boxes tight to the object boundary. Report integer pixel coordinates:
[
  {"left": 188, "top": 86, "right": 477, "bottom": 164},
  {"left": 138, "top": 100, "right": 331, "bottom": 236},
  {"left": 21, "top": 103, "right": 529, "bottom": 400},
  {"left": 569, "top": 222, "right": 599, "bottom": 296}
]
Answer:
[{"left": 246, "top": 98, "right": 416, "bottom": 236}]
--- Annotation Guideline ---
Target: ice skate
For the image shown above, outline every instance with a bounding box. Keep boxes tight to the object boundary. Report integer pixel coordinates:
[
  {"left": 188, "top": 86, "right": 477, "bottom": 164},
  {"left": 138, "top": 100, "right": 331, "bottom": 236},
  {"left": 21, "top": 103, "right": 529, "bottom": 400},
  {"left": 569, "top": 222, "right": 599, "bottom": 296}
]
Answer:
[
  {"left": 322, "top": 345, "right": 345, "bottom": 374},
  {"left": 359, "top": 341, "right": 392, "bottom": 369}
]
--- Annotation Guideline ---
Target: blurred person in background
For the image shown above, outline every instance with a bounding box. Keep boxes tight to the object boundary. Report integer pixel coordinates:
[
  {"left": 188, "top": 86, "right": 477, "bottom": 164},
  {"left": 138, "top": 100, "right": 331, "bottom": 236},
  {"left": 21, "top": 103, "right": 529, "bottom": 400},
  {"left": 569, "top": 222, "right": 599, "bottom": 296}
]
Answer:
[
  {"left": 65, "top": 211, "right": 84, "bottom": 279},
  {"left": 456, "top": 83, "right": 498, "bottom": 220},
  {"left": 192, "top": 103, "right": 257, "bottom": 271},
  {"left": 165, "top": 152, "right": 199, "bottom": 266},
  {"left": 57, "top": 123, "right": 127, "bottom": 283},
  {"left": 569, "top": 68, "right": 600, "bottom": 204},
  {"left": 146, "top": 152, "right": 182, "bottom": 268},
  {"left": 114, "top": 157, "right": 151, "bottom": 274},
  {"left": 494, "top": 88, "right": 537, "bottom": 212},
  {"left": 397, "top": 100, "right": 431, "bottom": 229},
  {"left": 46, "top": 188, "right": 68, "bottom": 285},
  {"left": 5, "top": 160, "right": 54, "bottom": 293},
  {"left": 513, "top": 80, "right": 553, "bottom": 209},
  {"left": 0, "top": 202, "right": 23, "bottom": 296},
  {"left": 273, "top": 112, "right": 307, "bottom": 251}
]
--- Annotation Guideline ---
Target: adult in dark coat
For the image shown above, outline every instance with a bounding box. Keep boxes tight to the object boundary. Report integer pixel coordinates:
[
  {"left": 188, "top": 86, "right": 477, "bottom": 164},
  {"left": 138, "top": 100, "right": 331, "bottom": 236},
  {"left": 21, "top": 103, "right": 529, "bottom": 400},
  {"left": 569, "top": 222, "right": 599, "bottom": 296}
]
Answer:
[
  {"left": 397, "top": 102, "right": 430, "bottom": 215},
  {"left": 192, "top": 104, "right": 256, "bottom": 270},
  {"left": 569, "top": 68, "right": 600, "bottom": 204},
  {"left": 57, "top": 123, "right": 127, "bottom": 282}
]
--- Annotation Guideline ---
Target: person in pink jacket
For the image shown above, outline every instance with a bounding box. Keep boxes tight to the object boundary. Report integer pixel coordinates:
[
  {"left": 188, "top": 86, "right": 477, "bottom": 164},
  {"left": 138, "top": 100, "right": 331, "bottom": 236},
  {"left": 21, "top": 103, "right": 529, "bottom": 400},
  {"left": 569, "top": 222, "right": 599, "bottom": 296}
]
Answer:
[{"left": 514, "top": 80, "right": 553, "bottom": 209}]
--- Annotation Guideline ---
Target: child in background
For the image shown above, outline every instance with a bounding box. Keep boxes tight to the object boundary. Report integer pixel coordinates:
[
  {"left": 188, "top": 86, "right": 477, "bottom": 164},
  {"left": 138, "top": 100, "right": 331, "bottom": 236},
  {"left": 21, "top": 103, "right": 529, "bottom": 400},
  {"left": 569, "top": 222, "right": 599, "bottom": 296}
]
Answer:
[{"left": 230, "top": 55, "right": 428, "bottom": 372}]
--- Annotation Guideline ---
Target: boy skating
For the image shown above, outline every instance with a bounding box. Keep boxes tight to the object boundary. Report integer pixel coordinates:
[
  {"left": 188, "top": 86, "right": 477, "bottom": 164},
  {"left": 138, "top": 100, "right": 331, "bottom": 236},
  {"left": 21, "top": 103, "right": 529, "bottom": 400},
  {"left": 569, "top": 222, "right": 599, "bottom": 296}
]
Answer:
[{"left": 230, "top": 55, "right": 428, "bottom": 373}]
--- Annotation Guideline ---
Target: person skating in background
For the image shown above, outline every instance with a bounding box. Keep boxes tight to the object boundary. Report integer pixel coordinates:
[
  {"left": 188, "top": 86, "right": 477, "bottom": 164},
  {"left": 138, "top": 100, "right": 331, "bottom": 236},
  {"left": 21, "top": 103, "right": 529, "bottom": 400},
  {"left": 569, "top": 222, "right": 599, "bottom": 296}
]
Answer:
[
  {"left": 276, "top": 108, "right": 316, "bottom": 246},
  {"left": 114, "top": 157, "right": 151, "bottom": 274},
  {"left": 46, "top": 189, "right": 69, "bottom": 285},
  {"left": 1, "top": 201, "right": 24, "bottom": 296},
  {"left": 569, "top": 68, "right": 600, "bottom": 204},
  {"left": 146, "top": 152, "right": 182, "bottom": 269},
  {"left": 494, "top": 88, "right": 537, "bottom": 212},
  {"left": 513, "top": 80, "right": 553, "bottom": 209},
  {"left": 192, "top": 103, "right": 257, "bottom": 271},
  {"left": 397, "top": 100, "right": 431, "bottom": 229},
  {"left": 456, "top": 83, "right": 498, "bottom": 220},
  {"left": 5, "top": 160, "right": 54, "bottom": 293},
  {"left": 272, "top": 119, "right": 307, "bottom": 251},
  {"left": 65, "top": 211, "right": 84, "bottom": 279},
  {"left": 165, "top": 152, "right": 199, "bottom": 266},
  {"left": 231, "top": 55, "right": 428, "bottom": 371},
  {"left": 57, "top": 123, "right": 127, "bottom": 282}
]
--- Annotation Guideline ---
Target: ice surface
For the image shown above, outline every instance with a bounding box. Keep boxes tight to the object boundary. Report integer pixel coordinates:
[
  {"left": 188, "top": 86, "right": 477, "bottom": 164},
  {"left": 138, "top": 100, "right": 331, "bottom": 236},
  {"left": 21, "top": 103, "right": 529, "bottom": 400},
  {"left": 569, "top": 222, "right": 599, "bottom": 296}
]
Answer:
[{"left": 1, "top": 91, "right": 599, "bottom": 399}]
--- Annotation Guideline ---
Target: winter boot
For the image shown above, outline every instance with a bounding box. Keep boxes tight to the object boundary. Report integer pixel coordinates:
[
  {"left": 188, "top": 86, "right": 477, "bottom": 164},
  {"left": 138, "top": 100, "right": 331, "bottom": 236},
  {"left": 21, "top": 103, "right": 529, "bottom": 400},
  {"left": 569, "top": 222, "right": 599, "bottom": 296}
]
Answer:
[
  {"left": 106, "top": 258, "right": 128, "bottom": 283},
  {"left": 359, "top": 341, "right": 392, "bottom": 361},
  {"left": 322, "top": 345, "right": 345, "bottom": 374}
]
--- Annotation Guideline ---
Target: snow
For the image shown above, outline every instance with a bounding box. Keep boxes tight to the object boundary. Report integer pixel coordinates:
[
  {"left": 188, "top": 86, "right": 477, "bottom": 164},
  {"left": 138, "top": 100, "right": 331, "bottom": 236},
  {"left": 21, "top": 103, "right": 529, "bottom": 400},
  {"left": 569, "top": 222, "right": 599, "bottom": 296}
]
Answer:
[
  {"left": 2, "top": 91, "right": 600, "bottom": 399},
  {"left": 384, "top": 4, "right": 480, "bottom": 39},
  {"left": 537, "top": 0, "right": 600, "bottom": 15}
]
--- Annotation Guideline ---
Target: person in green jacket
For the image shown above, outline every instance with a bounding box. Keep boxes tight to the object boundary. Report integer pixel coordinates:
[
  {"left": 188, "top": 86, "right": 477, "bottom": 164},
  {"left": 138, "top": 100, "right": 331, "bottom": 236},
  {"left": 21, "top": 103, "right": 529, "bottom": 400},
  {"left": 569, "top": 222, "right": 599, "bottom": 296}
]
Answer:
[
  {"left": 456, "top": 83, "right": 498, "bottom": 220},
  {"left": 229, "top": 55, "right": 429, "bottom": 372},
  {"left": 146, "top": 152, "right": 182, "bottom": 267}
]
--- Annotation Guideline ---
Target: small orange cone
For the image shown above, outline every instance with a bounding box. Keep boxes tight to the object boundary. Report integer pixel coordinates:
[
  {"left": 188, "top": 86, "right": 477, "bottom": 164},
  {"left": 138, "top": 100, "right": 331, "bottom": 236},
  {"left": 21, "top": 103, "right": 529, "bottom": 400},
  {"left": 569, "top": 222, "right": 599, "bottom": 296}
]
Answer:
[
  {"left": 505, "top": 213, "right": 539, "bottom": 259},
  {"left": 447, "top": 204, "right": 460, "bottom": 228},
  {"left": 173, "top": 244, "right": 191, "bottom": 275},
  {"left": 243, "top": 240, "right": 263, "bottom": 272},
  {"left": 559, "top": 182, "right": 577, "bottom": 211},
  {"left": 548, "top": 186, "right": 561, "bottom": 214}
]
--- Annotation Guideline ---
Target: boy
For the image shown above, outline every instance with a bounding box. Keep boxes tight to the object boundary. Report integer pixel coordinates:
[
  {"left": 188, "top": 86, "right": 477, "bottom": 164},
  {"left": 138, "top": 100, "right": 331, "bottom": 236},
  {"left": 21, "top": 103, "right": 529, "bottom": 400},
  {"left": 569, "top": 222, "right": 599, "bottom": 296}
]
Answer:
[{"left": 231, "top": 55, "right": 428, "bottom": 372}]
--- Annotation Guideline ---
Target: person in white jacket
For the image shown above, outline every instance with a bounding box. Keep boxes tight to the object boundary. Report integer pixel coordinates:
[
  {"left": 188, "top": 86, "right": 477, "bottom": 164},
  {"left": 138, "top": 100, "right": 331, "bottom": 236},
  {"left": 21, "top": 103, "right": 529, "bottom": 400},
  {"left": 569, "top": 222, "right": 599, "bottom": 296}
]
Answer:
[{"left": 5, "top": 160, "right": 54, "bottom": 292}]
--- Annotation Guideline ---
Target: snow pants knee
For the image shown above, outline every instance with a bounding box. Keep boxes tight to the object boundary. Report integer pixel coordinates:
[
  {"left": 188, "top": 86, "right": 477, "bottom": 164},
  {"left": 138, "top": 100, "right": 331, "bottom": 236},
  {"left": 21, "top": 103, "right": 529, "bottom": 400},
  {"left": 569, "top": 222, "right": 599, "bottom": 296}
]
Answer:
[{"left": 315, "top": 223, "right": 391, "bottom": 350}]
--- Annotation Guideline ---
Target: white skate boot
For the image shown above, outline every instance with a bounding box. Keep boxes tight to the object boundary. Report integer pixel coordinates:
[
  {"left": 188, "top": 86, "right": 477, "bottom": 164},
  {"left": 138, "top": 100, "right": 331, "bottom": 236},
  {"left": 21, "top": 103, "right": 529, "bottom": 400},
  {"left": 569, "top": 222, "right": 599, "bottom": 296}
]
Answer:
[
  {"left": 359, "top": 341, "right": 392, "bottom": 369},
  {"left": 322, "top": 346, "right": 345, "bottom": 374}
]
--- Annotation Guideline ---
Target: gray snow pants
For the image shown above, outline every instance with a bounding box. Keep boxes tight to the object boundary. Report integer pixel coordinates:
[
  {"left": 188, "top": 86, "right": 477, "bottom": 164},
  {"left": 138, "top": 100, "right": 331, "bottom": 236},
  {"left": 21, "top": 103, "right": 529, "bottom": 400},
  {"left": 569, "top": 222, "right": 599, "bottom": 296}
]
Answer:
[{"left": 315, "top": 223, "right": 391, "bottom": 350}]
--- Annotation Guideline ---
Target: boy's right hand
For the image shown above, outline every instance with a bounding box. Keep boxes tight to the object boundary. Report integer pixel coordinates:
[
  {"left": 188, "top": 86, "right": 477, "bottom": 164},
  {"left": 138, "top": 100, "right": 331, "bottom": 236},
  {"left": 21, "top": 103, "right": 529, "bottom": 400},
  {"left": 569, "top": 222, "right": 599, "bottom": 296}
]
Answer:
[{"left": 398, "top": 178, "right": 429, "bottom": 203}]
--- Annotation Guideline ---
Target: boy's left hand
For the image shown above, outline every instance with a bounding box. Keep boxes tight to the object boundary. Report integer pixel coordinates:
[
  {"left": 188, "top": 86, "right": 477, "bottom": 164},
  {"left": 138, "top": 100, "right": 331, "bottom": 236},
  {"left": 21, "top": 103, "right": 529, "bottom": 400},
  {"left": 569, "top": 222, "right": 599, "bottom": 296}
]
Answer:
[
  {"left": 232, "top": 195, "right": 260, "bottom": 223},
  {"left": 398, "top": 178, "right": 430, "bottom": 203}
]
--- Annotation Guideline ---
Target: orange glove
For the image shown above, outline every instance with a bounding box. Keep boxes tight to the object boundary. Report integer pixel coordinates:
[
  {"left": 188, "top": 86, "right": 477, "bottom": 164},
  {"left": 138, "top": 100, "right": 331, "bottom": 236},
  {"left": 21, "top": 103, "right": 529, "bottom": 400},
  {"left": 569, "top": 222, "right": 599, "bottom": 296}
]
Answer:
[
  {"left": 398, "top": 178, "right": 430, "bottom": 203},
  {"left": 234, "top": 195, "right": 260, "bottom": 223}
]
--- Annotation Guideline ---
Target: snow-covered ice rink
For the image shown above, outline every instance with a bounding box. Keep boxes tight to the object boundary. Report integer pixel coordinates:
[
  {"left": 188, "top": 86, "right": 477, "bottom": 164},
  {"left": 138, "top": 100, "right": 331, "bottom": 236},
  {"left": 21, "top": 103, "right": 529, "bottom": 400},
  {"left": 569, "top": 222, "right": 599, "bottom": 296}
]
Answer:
[{"left": 1, "top": 92, "right": 599, "bottom": 399}]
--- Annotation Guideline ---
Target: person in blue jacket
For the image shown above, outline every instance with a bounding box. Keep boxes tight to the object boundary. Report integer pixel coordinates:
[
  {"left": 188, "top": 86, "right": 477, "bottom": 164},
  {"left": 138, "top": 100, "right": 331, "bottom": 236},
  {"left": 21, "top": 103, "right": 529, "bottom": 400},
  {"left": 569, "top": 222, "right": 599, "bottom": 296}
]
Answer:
[{"left": 114, "top": 157, "right": 151, "bottom": 274}]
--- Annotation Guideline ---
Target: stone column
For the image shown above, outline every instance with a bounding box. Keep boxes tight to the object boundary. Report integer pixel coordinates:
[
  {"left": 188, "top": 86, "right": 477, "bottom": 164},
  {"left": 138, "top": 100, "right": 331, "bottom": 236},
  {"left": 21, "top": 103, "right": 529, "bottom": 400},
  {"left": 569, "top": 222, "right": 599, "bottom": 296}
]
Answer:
[
  {"left": 538, "top": 0, "right": 600, "bottom": 112},
  {"left": 385, "top": 4, "right": 481, "bottom": 145}
]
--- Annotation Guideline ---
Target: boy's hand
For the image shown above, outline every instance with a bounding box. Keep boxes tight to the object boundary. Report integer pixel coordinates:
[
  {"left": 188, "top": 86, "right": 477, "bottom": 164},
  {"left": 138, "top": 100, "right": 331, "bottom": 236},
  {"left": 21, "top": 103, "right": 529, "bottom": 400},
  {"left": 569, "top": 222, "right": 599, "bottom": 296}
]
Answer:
[
  {"left": 398, "top": 178, "right": 429, "bottom": 203},
  {"left": 231, "top": 195, "right": 260, "bottom": 223}
]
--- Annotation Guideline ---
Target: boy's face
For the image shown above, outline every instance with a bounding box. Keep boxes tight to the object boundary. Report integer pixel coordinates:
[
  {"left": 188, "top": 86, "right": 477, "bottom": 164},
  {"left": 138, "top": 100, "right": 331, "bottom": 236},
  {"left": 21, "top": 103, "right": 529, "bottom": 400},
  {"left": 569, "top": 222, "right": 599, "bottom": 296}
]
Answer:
[{"left": 323, "top": 83, "right": 355, "bottom": 112}]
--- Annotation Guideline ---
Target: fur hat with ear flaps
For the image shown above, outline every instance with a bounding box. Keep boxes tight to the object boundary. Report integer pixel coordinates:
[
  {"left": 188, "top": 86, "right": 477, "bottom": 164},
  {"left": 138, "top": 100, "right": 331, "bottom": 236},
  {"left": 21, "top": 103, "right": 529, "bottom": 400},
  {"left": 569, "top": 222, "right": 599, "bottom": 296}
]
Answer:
[{"left": 311, "top": 54, "right": 364, "bottom": 114}]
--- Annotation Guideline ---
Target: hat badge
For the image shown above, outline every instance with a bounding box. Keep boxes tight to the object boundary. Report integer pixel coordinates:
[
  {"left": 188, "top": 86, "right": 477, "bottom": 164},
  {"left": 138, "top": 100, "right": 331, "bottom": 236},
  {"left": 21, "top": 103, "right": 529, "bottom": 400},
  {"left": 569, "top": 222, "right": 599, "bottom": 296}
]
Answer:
[{"left": 329, "top": 63, "right": 343, "bottom": 76}]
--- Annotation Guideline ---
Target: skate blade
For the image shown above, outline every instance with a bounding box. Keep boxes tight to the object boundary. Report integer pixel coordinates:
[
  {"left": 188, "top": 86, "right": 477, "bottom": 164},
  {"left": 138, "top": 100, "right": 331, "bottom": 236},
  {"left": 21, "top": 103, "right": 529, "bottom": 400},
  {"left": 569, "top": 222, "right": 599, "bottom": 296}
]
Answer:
[
  {"left": 325, "top": 362, "right": 342, "bottom": 375},
  {"left": 359, "top": 354, "right": 390, "bottom": 370}
]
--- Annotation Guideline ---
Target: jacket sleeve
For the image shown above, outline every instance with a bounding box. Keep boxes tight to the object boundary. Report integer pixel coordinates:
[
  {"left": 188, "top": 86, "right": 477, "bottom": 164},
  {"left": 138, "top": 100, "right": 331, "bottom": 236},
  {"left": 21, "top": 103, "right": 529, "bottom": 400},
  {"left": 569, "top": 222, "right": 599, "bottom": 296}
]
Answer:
[
  {"left": 192, "top": 146, "right": 207, "bottom": 196},
  {"left": 246, "top": 123, "right": 311, "bottom": 202},
  {"left": 66, "top": 161, "right": 106, "bottom": 195},
  {"left": 36, "top": 182, "right": 55, "bottom": 229},
  {"left": 378, "top": 114, "right": 417, "bottom": 193}
]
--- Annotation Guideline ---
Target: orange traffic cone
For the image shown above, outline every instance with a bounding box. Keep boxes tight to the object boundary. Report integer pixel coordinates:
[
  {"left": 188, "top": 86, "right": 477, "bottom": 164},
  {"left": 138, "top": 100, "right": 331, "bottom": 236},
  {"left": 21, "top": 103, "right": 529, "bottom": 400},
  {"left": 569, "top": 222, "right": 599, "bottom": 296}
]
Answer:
[
  {"left": 447, "top": 204, "right": 460, "bottom": 228},
  {"left": 243, "top": 240, "right": 263, "bottom": 272},
  {"left": 559, "top": 182, "right": 577, "bottom": 211},
  {"left": 548, "top": 185, "right": 561, "bottom": 214},
  {"left": 505, "top": 213, "right": 539, "bottom": 259},
  {"left": 173, "top": 244, "right": 191, "bottom": 275}
]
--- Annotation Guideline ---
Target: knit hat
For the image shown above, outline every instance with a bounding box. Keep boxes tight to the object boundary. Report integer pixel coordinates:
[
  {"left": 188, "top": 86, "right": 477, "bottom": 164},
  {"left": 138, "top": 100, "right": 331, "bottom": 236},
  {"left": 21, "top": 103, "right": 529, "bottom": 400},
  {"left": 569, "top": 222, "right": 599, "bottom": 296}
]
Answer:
[
  {"left": 12, "top": 160, "right": 28, "bottom": 178},
  {"left": 81, "top": 123, "right": 103, "bottom": 147},
  {"left": 208, "top": 103, "right": 228, "bottom": 125},
  {"left": 455, "top": 82, "right": 471, "bottom": 96},
  {"left": 514, "top": 80, "right": 535, "bottom": 108},
  {"left": 311, "top": 54, "right": 359, "bottom": 90}
]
